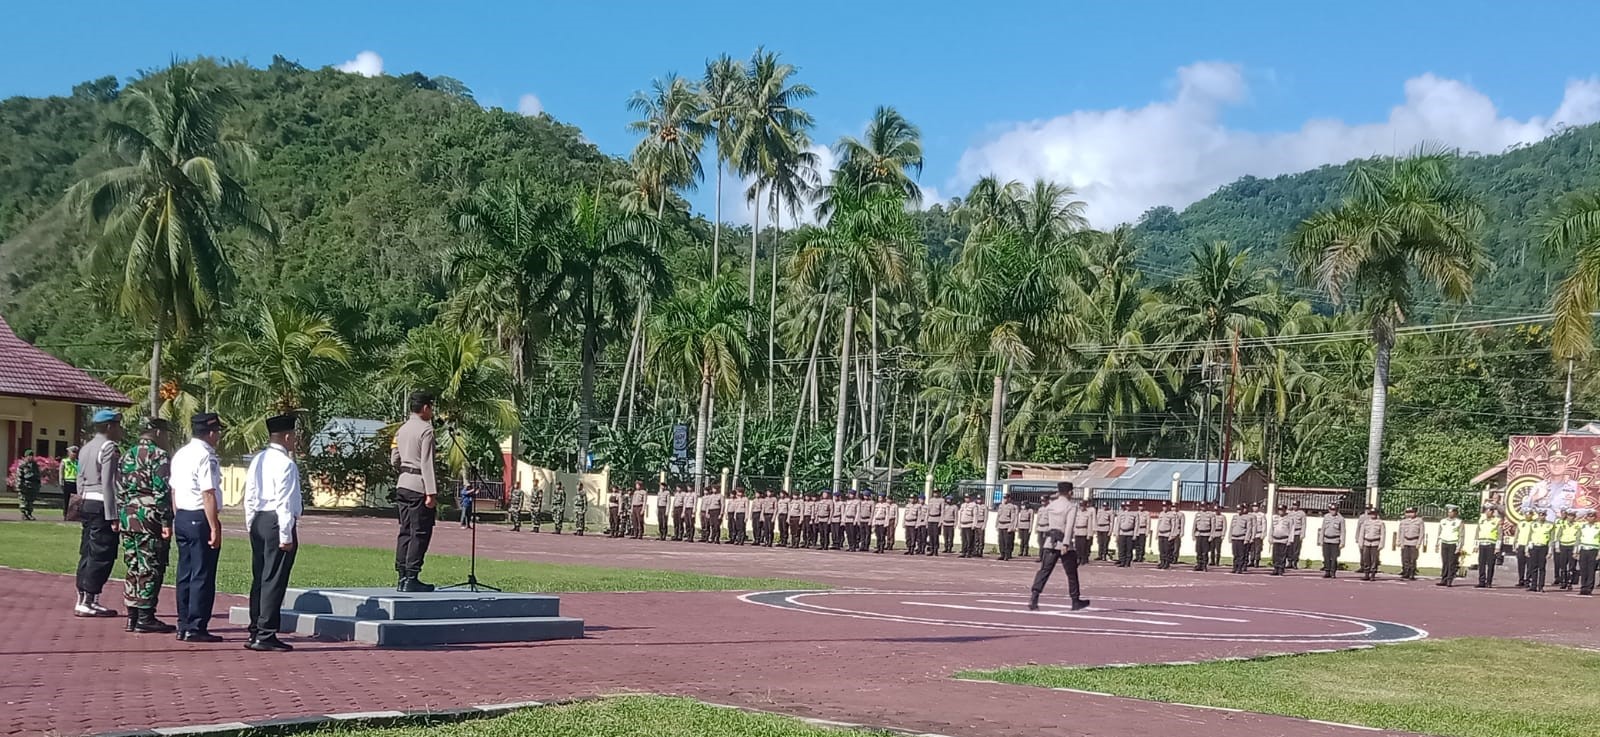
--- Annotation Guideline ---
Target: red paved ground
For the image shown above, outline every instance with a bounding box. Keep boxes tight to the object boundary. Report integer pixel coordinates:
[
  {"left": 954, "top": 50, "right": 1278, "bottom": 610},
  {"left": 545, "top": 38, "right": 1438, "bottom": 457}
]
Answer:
[{"left": 5, "top": 514, "right": 1599, "bottom": 737}]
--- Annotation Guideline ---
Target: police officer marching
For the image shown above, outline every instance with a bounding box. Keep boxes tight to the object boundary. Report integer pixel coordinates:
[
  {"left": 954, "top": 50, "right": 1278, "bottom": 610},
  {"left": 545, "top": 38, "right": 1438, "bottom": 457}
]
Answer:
[{"left": 1029, "top": 482, "right": 1091, "bottom": 612}]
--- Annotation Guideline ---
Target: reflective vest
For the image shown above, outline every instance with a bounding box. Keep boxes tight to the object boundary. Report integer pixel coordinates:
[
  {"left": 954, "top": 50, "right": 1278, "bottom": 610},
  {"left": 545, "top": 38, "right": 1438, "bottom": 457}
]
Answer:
[
  {"left": 1438, "top": 518, "right": 1462, "bottom": 544},
  {"left": 1477, "top": 519, "right": 1500, "bottom": 544},
  {"left": 1579, "top": 523, "right": 1600, "bottom": 550},
  {"left": 61, "top": 458, "right": 79, "bottom": 482},
  {"left": 1530, "top": 522, "right": 1554, "bottom": 546},
  {"left": 1557, "top": 521, "right": 1580, "bottom": 546}
]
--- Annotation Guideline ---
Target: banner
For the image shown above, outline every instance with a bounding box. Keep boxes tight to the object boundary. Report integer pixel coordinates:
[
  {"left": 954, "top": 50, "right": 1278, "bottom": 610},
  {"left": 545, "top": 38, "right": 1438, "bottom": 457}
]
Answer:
[{"left": 1504, "top": 434, "right": 1600, "bottom": 523}]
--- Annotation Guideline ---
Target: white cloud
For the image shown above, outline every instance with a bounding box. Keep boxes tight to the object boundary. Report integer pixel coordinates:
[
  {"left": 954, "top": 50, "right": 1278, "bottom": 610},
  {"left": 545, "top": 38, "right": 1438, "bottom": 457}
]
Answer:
[
  {"left": 335, "top": 50, "right": 383, "bottom": 77},
  {"left": 517, "top": 93, "right": 543, "bottom": 117},
  {"left": 955, "top": 61, "right": 1600, "bottom": 227},
  {"left": 716, "top": 143, "right": 838, "bottom": 228}
]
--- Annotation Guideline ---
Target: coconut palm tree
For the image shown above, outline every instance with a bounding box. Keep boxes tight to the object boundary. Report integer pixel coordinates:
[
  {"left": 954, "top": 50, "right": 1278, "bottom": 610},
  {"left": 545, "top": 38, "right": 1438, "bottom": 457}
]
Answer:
[
  {"left": 390, "top": 325, "right": 518, "bottom": 475},
  {"left": 68, "top": 62, "right": 276, "bottom": 416},
  {"left": 818, "top": 105, "right": 925, "bottom": 219},
  {"left": 649, "top": 276, "right": 757, "bottom": 494},
  {"left": 215, "top": 304, "right": 352, "bottom": 446},
  {"left": 699, "top": 54, "right": 746, "bottom": 275},
  {"left": 447, "top": 179, "right": 558, "bottom": 474},
  {"left": 790, "top": 175, "right": 915, "bottom": 492},
  {"left": 1541, "top": 191, "right": 1600, "bottom": 359},
  {"left": 543, "top": 186, "right": 667, "bottom": 469},
  {"left": 1288, "top": 147, "right": 1486, "bottom": 490}
]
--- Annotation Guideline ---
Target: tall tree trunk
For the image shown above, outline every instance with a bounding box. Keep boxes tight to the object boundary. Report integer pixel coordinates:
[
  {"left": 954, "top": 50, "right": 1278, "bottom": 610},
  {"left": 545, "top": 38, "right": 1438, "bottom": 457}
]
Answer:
[
  {"left": 510, "top": 333, "right": 526, "bottom": 493},
  {"left": 578, "top": 302, "right": 599, "bottom": 471},
  {"left": 712, "top": 154, "right": 723, "bottom": 276},
  {"left": 735, "top": 188, "right": 761, "bottom": 483},
  {"left": 149, "top": 329, "right": 163, "bottom": 418},
  {"left": 694, "top": 369, "right": 713, "bottom": 495},
  {"left": 982, "top": 364, "right": 1007, "bottom": 499},
  {"left": 611, "top": 312, "right": 641, "bottom": 428},
  {"left": 868, "top": 285, "right": 881, "bottom": 464},
  {"left": 1364, "top": 333, "right": 1393, "bottom": 490},
  {"left": 733, "top": 397, "right": 748, "bottom": 484},
  {"left": 885, "top": 378, "right": 901, "bottom": 497},
  {"left": 767, "top": 197, "right": 780, "bottom": 418},
  {"left": 830, "top": 303, "right": 857, "bottom": 493},
  {"left": 785, "top": 291, "right": 831, "bottom": 481}
]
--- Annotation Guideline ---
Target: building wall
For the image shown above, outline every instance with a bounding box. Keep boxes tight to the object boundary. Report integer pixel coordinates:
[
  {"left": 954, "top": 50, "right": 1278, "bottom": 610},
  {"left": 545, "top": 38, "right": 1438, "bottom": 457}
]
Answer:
[{"left": 1, "top": 398, "right": 80, "bottom": 489}]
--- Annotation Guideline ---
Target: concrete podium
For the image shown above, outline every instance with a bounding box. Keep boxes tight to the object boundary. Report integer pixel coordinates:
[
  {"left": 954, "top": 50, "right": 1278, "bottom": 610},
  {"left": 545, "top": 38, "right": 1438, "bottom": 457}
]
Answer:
[{"left": 228, "top": 587, "right": 584, "bottom": 647}]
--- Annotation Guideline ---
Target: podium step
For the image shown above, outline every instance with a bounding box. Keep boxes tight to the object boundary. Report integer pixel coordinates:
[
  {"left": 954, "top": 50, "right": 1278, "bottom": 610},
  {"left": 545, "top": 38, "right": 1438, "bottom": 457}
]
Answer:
[
  {"left": 228, "top": 606, "right": 584, "bottom": 646},
  {"left": 280, "top": 587, "right": 561, "bottom": 620}
]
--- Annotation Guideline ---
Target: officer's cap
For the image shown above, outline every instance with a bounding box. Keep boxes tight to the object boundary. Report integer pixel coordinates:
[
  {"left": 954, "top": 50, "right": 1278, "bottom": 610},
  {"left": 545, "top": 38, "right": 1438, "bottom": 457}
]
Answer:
[
  {"left": 91, "top": 408, "right": 122, "bottom": 424},
  {"left": 1444, "top": 504, "right": 1459, "bottom": 511},
  {"left": 1404, "top": 506, "right": 1417, "bottom": 513},
  {"left": 191, "top": 412, "right": 225, "bottom": 434}
]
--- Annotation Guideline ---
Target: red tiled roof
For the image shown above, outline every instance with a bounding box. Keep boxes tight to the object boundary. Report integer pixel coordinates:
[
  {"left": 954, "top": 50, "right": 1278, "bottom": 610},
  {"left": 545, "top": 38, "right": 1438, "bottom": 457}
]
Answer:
[{"left": 0, "top": 314, "right": 131, "bottom": 407}]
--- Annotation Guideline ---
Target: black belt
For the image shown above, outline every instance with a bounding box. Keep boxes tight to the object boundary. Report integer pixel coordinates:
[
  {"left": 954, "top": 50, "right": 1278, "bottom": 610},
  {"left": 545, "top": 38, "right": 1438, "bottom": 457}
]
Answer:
[{"left": 400, "top": 465, "right": 422, "bottom": 475}]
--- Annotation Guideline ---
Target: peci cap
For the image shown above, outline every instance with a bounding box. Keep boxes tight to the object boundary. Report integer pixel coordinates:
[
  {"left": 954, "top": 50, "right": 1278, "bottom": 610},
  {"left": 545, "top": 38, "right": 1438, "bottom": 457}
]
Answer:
[
  {"left": 191, "top": 412, "right": 225, "bottom": 434},
  {"left": 265, "top": 414, "right": 297, "bottom": 434}
]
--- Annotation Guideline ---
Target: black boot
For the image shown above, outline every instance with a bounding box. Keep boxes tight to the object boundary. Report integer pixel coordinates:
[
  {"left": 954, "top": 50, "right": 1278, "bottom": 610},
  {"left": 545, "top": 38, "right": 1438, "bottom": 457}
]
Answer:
[
  {"left": 1027, "top": 591, "right": 1040, "bottom": 611},
  {"left": 131, "top": 607, "right": 175, "bottom": 634},
  {"left": 126, "top": 610, "right": 138, "bottom": 632}
]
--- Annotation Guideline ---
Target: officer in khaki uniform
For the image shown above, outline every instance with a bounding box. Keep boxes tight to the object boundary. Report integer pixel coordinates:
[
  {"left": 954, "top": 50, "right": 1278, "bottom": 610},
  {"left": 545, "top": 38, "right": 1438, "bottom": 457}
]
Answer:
[
  {"left": 940, "top": 496, "right": 958, "bottom": 553},
  {"left": 844, "top": 493, "right": 862, "bottom": 551},
  {"left": 1287, "top": 501, "right": 1307, "bottom": 568},
  {"left": 923, "top": 494, "right": 945, "bottom": 556},
  {"left": 1397, "top": 506, "right": 1426, "bottom": 580},
  {"left": 1476, "top": 506, "right": 1502, "bottom": 588},
  {"left": 606, "top": 487, "right": 623, "bottom": 537},
  {"left": 903, "top": 496, "right": 925, "bottom": 554},
  {"left": 630, "top": 482, "right": 648, "bottom": 539},
  {"left": 995, "top": 494, "right": 1018, "bottom": 560},
  {"left": 391, "top": 392, "right": 438, "bottom": 592},
  {"left": 1269, "top": 504, "right": 1294, "bottom": 575},
  {"left": 1357, "top": 507, "right": 1385, "bottom": 580},
  {"left": 973, "top": 497, "right": 989, "bottom": 558},
  {"left": 1576, "top": 509, "right": 1599, "bottom": 595},
  {"left": 655, "top": 485, "right": 671, "bottom": 540},
  {"left": 700, "top": 486, "right": 723, "bottom": 543},
  {"left": 1069, "top": 499, "right": 1091, "bottom": 563},
  {"left": 1093, "top": 503, "right": 1113, "bottom": 560},
  {"left": 957, "top": 495, "right": 979, "bottom": 558},
  {"left": 871, "top": 495, "right": 892, "bottom": 553},
  {"left": 1016, "top": 502, "right": 1034, "bottom": 558},
  {"left": 1228, "top": 505, "right": 1252, "bottom": 574},
  {"left": 1131, "top": 501, "right": 1150, "bottom": 563},
  {"left": 1319, "top": 503, "right": 1345, "bottom": 578},
  {"left": 1029, "top": 482, "right": 1090, "bottom": 612},
  {"left": 1192, "top": 502, "right": 1214, "bottom": 572},
  {"left": 827, "top": 491, "right": 844, "bottom": 549},
  {"left": 1208, "top": 504, "right": 1226, "bottom": 566},
  {"left": 1114, "top": 505, "right": 1138, "bottom": 567}
]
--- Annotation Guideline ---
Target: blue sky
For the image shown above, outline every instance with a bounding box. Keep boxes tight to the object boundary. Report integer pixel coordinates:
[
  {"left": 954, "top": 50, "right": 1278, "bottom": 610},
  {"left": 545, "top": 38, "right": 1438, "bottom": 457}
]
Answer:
[{"left": 6, "top": 1, "right": 1600, "bottom": 225}]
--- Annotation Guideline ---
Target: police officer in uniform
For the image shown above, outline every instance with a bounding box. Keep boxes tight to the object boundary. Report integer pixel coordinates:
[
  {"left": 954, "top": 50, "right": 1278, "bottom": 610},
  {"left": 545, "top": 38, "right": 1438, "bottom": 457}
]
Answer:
[
  {"left": 923, "top": 493, "right": 944, "bottom": 556},
  {"left": 1576, "top": 509, "right": 1599, "bottom": 596},
  {"left": 973, "top": 496, "right": 989, "bottom": 558},
  {"left": 244, "top": 414, "right": 302, "bottom": 651},
  {"left": 1287, "top": 501, "right": 1307, "bottom": 568},
  {"left": 1115, "top": 504, "right": 1138, "bottom": 567},
  {"left": 73, "top": 409, "right": 124, "bottom": 618},
  {"left": 630, "top": 481, "right": 648, "bottom": 539},
  {"left": 391, "top": 392, "right": 438, "bottom": 591},
  {"left": 606, "top": 486, "right": 622, "bottom": 537},
  {"left": 552, "top": 482, "right": 567, "bottom": 534},
  {"left": 1524, "top": 511, "right": 1554, "bottom": 592},
  {"left": 573, "top": 483, "right": 589, "bottom": 535},
  {"left": 509, "top": 486, "right": 525, "bottom": 531},
  {"left": 656, "top": 483, "right": 671, "bottom": 540},
  {"left": 1192, "top": 502, "right": 1214, "bottom": 572},
  {"left": 1016, "top": 502, "right": 1035, "bottom": 558},
  {"left": 1208, "top": 504, "right": 1226, "bottom": 566},
  {"left": 1553, "top": 509, "right": 1578, "bottom": 590},
  {"left": 16, "top": 449, "right": 40, "bottom": 520},
  {"left": 1093, "top": 502, "right": 1113, "bottom": 561},
  {"left": 1357, "top": 507, "right": 1384, "bottom": 581},
  {"left": 1028, "top": 482, "right": 1091, "bottom": 612},
  {"left": 1228, "top": 504, "right": 1252, "bottom": 574},
  {"left": 1436, "top": 505, "right": 1463, "bottom": 586},
  {"left": 1269, "top": 504, "right": 1294, "bottom": 575},
  {"left": 700, "top": 485, "right": 723, "bottom": 543},
  {"left": 119, "top": 419, "right": 175, "bottom": 634},
  {"left": 1132, "top": 501, "right": 1149, "bottom": 563},
  {"left": 1319, "top": 503, "right": 1345, "bottom": 578},
  {"left": 61, "top": 445, "right": 80, "bottom": 519},
  {"left": 1397, "top": 506, "right": 1426, "bottom": 580},
  {"left": 1476, "top": 506, "right": 1502, "bottom": 588},
  {"left": 957, "top": 495, "right": 978, "bottom": 558},
  {"left": 902, "top": 495, "right": 924, "bottom": 554}
]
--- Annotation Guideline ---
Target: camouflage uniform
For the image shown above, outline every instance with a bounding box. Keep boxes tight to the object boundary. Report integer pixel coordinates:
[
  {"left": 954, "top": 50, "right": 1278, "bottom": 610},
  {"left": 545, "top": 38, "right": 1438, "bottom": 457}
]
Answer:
[
  {"left": 117, "top": 439, "right": 172, "bottom": 610},
  {"left": 16, "top": 456, "right": 40, "bottom": 518}
]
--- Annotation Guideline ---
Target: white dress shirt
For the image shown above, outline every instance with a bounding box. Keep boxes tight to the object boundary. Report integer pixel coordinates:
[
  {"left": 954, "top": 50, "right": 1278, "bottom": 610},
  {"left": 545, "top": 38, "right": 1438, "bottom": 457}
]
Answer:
[
  {"left": 171, "top": 438, "right": 223, "bottom": 512},
  {"left": 245, "top": 443, "right": 302, "bottom": 545}
]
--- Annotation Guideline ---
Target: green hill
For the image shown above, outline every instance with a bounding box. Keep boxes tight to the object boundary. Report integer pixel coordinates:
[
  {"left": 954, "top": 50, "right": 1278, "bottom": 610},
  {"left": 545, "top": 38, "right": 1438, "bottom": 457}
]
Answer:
[{"left": 1132, "top": 125, "right": 1600, "bottom": 314}]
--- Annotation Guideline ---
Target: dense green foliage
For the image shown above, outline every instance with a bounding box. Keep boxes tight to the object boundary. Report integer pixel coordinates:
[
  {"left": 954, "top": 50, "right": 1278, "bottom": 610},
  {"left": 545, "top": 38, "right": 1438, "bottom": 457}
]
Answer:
[{"left": 5, "top": 56, "right": 1600, "bottom": 498}]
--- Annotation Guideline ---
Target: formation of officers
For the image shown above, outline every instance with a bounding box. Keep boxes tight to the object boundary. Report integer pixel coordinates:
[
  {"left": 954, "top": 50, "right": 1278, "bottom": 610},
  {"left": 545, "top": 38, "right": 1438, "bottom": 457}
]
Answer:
[
  {"left": 67, "top": 408, "right": 305, "bottom": 652},
  {"left": 513, "top": 483, "right": 1600, "bottom": 594}
]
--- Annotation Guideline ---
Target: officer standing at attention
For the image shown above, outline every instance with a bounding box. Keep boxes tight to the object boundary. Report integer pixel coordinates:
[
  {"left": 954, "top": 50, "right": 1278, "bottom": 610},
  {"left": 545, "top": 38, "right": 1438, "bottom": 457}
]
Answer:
[
  {"left": 1397, "top": 507, "right": 1426, "bottom": 580},
  {"left": 15, "top": 448, "right": 40, "bottom": 520},
  {"left": 530, "top": 480, "right": 544, "bottom": 533},
  {"left": 1131, "top": 501, "right": 1150, "bottom": 563},
  {"left": 61, "top": 445, "right": 80, "bottom": 519},
  {"left": 655, "top": 483, "right": 670, "bottom": 540},
  {"left": 573, "top": 483, "right": 589, "bottom": 535},
  {"left": 1248, "top": 503, "right": 1267, "bottom": 568},
  {"left": 957, "top": 494, "right": 978, "bottom": 558},
  {"left": 1269, "top": 504, "right": 1294, "bottom": 575},
  {"left": 1094, "top": 502, "right": 1114, "bottom": 561},
  {"left": 508, "top": 486, "right": 525, "bottom": 531},
  {"left": 1553, "top": 509, "right": 1579, "bottom": 590},
  {"left": 1028, "top": 482, "right": 1091, "bottom": 612},
  {"left": 923, "top": 493, "right": 944, "bottom": 556},
  {"left": 1228, "top": 504, "right": 1252, "bottom": 574},
  {"left": 940, "top": 495, "right": 958, "bottom": 553},
  {"left": 630, "top": 481, "right": 648, "bottom": 539},
  {"left": 1576, "top": 509, "right": 1599, "bottom": 596},
  {"left": 244, "top": 414, "right": 302, "bottom": 652},
  {"left": 700, "top": 484, "right": 723, "bottom": 543},
  {"left": 1115, "top": 504, "right": 1138, "bottom": 567},
  {"left": 1192, "top": 502, "right": 1214, "bottom": 571},
  {"left": 1513, "top": 513, "right": 1533, "bottom": 587},
  {"left": 776, "top": 491, "right": 791, "bottom": 547},
  {"left": 1436, "top": 505, "right": 1463, "bottom": 586},
  {"left": 1319, "top": 503, "right": 1345, "bottom": 578},
  {"left": 119, "top": 419, "right": 175, "bottom": 634},
  {"left": 73, "top": 409, "right": 124, "bottom": 618},
  {"left": 1209, "top": 504, "right": 1226, "bottom": 566},
  {"left": 973, "top": 496, "right": 989, "bottom": 558},
  {"left": 172, "top": 412, "right": 226, "bottom": 640},
  {"left": 872, "top": 494, "right": 892, "bottom": 553},
  {"left": 1356, "top": 507, "right": 1384, "bottom": 581},
  {"left": 1476, "top": 506, "right": 1503, "bottom": 588},
  {"left": 1016, "top": 502, "right": 1035, "bottom": 558},
  {"left": 995, "top": 494, "right": 1018, "bottom": 560},
  {"left": 606, "top": 486, "right": 622, "bottom": 537},
  {"left": 1154, "top": 502, "right": 1174, "bottom": 568},
  {"left": 391, "top": 392, "right": 438, "bottom": 591},
  {"left": 1287, "top": 501, "right": 1307, "bottom": 568},
  {"left": 1525, "top": 510, "right": 1554, "bottom": 592},
  {"left": 552, "top": 482, "right": 567, "bottom": 534},
  {"left": 829, "top": 490, "right": 846, "bottom": 550},
  {"left": 902, "top": 495, "right": 924, "bottom": 554},
  {"left": 726, "top": 486, "right": 747, "bottom": 545}
]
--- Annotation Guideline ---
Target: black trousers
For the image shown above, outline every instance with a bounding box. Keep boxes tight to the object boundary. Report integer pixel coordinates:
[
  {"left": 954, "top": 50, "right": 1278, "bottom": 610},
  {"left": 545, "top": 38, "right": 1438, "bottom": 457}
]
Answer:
[
  {"left": 777, "top": 515, "right": 789, "bottom": 546},
  {"left": 1019, "top": 530, "right": 1032, "bottom": 557},
  {"left": 1515, "top": 545, "right": 1528, "bottom": 583},
  {"left": 62, "top": 481, "right": 76, "bottom": 515},
  {"left": 1071, "top": 535, "right": 1088, "bottom": 563},
  {"left": 1579, "top": 548, "right": 1597, "bottom": 594},
  {"left": 1359, "top": 545, "right": 1379, "bottom": 576},
  {"left": 249, "top": 515, "right": 298, "bottom": 640},
  {"left": 1401, "top": 546, "right": 1419, "bottom": 578},
  {"left": 1290, "top": 535, "right": 1304, "bottom": 567},
  {"left": 942, "top": 525, "right": 955, "bottom": 552},
  {"left": 175, "top": 509, "right": 220, "bottom": 634},
  {"left": 76, "top": 500, "right": 117, "bottom": 594},
  {"left": 1133, "top": 534, "right": 1147, "bottom": 562},
  {"left": 1272, "top": 541, "right": 1289, "bottom": 574},
  {"left": 921, "top": 523, "right": 939, "bottom": 554},
  {"left": 1478, "top": 543, "right": 1498, "bottom": 586},
  {"left": 1117, "top": 535, "right": 1134, "bottom": 566},
  {"left": 959, "top": 527, "right": 975, "bottom": 557},
  {"left": 999, "top": 530, "right": 1015, "bottom": 559},
  {"left": 874, "top": 524, "right": 889, "bottom": 551},
  {"left": 394, "top": 490, "right": 436, "bottom": 578},
  {"left": 631, "top": 507, "right": 645, "bottom": 538},
  {"left": 728, "top": 512, "right": 744, "bottom": 543},
  {"left": 1554, "top": 544, "right": 1574, "bottom": 587},
  {"left": 1030, "top": 547, "right": 1082, "bottom": 603},
  {"left": 1192, "top": 537, "right": 1209, "bottom": 570},
  {"left": 1322, "top": 542, "right": 1340, "bottom": 575},
  {"left": 657, "top": 507, "right": 670, "bottom": 539},
  {"left": 703, "top": 511, "right": 722, "bottom": 542},
  {"left": 1209, "top": 537, "right": 1223, "bottom": 565},
  {"left": 1440, "top": 542, "right": 1459, "bottom": 583},
  {"left": 1095, "top": 532, "right": 1110, "bottom": 559},
  {"left": 1231, "top": 539, "right": 1248, "bottom": 573},
  {"left": 1527, "top": 544, "right": 1548, "bottom": 590}
]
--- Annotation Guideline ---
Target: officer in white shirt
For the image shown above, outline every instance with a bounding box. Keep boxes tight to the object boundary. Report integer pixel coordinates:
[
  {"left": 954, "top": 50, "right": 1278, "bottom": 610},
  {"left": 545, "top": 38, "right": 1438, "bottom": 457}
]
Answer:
[
  {"left": 245, "top": 414, "right": 302, "bottom": 652},
  {"left": 172, "top": 412, "right": 225, "bottom": 640}
]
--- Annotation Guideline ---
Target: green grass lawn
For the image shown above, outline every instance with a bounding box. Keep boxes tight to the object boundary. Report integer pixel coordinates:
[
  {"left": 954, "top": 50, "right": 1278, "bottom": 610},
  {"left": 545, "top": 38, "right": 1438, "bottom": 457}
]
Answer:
[
  {"left": 0, "top": 521, "right": 823, "bottom": 594},
  {"left": 305, "top": 696, "right": 895, "bottom": 737},
  {"left": 960, "top": 638, "right": 1600, "bottom": 737}
]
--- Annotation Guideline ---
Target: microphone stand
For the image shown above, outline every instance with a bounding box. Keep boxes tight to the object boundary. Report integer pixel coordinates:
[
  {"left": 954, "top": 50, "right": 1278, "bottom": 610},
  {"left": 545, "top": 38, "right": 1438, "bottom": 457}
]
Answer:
[{"left": 443, "top": 449, "right": 500, "bottom": 593}]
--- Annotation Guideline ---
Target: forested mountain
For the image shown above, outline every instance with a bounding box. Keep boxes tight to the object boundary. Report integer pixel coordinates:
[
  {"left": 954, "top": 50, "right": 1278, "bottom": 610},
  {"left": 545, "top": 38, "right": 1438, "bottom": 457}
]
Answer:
[{"left": 1132, "top": 125, "right": 1600, "bottom": 314}]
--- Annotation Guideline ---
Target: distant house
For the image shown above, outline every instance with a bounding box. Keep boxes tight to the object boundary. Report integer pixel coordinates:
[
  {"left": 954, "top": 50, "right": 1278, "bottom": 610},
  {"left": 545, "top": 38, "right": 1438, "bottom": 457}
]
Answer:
[
  {"left": 992, "top": 456, "right": 1267, "bottom": 509},
  {"left": 309, "top": 417, "right": 387, "bottom": 456},
  {"left": 0, "top": 314, "right": 132, "bottom": 480}
]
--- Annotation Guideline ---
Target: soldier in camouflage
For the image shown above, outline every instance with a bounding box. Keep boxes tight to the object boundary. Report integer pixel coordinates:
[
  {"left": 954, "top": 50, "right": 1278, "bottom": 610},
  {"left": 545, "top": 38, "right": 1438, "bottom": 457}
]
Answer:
[
  {"left": 16, "top": 449, "right": 41, "bottom": 520},
  {"left": 118, "top": 419, "right": 177, "bottom": 634},
  {"left": 553, "top": 482, "right": 567, "bottom": 534}
]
